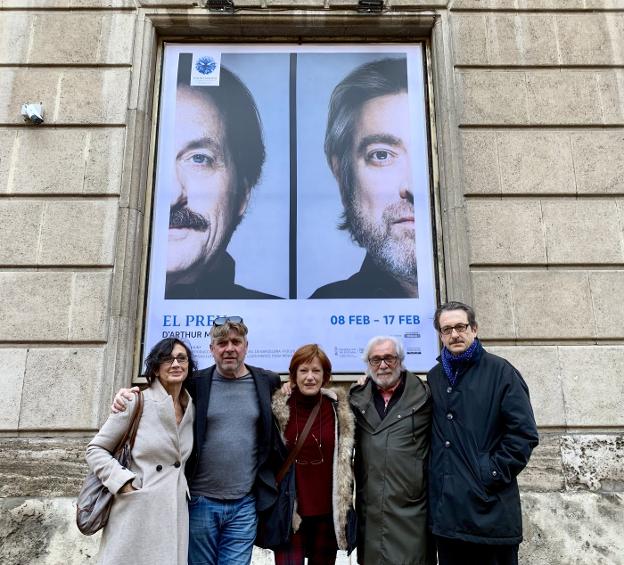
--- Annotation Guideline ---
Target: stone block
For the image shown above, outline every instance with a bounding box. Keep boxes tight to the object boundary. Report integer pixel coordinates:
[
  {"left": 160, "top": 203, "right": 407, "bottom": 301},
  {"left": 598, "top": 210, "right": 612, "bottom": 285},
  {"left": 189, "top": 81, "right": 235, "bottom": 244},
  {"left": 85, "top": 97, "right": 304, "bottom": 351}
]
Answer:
[
  {"left": 0, "top": 13, "right": 135, "bottom": 65},
  {"left": 497, "top": 131, "right": 576, "bottom": 195},
  {"left": 455, "top": 13, "right": 560, "bottom": 67},
  {"left": 450, "top": 14, "right": 488, "bottom": 66},
  {"left": 571, "top": 131, "right": 624, "bottom": 194},
  {"left": 518, "top": 433, "right": 564, "bottom": 492},
  {"left": 460, "top": 131, "right": 500, "bottom": 195},
  {"left": 542, "top": 199, "right": 624, "bottom": 264},
  {"left": 561, "top": 434, "right": 624, "bottom": 492},
  {"left": 457, "top": 70, "right": 528, "bottom": 125},
  {"left": 521, "top": 491, "right": 624, "bottom": 564},
  {"left": 0, "top": 128, "right": 125, "bottom": 195},
  {"left": 0, "top": 438, "right": 89, "bottom": 497},
  {"left": 466, "top": 200, "right": 546, "bottom": 264},
  {"left": 19, "top": 348, "right": 105, "bottom": 429},
  {"left": 559, "top": 346, "right": 624, "bottom": 426},
  {"left": 0, "top": 200, "right": 44, "bottom": 263},
  {"left": 526, "top": 70, "right": 624, "bottom": 125},
  {"left": 0, "top": 68, "right": 130, "bottom": 125},
  {"left": 471, "top": 271, "right": 516, "bottom": 339},
  {"left": 38, "top": 200, "right": 118, "bottom": 265},
  {"left": 511, "top": 271, "right": 594, "bottom": 339},
  {"left": 0, "top": 349, "right": 27, "bottom": 430},
  {"left": 0, "top": 272, "right": 72, "bottom": 341},
  {"left": 589, "top": 271, "right": 624, "bottom": 338},
  {"left": 2, "top": 1, "right": 132, "bottom": 6},
  {"left": 0, "top": 498, "right": 101, "bottom": 565},
  {"left": 556, "top": 14, "right": 624, "bottom": 66},
  {"left": 69, "top": 272, "right": 113, "bottom": 342},
  {"left": 487, "top": 346, "right": 564, "bottom": 427},
  {"left": 451, "top": 0, "right": 624, "bottom": 7}
]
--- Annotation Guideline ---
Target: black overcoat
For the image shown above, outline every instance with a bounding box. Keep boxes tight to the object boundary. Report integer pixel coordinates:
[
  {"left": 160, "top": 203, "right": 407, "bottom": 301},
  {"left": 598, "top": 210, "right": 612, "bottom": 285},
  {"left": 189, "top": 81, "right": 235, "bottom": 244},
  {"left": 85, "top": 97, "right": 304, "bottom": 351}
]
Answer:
[{"left": 427, "top": 347, "right": 539, "bottom": 544}]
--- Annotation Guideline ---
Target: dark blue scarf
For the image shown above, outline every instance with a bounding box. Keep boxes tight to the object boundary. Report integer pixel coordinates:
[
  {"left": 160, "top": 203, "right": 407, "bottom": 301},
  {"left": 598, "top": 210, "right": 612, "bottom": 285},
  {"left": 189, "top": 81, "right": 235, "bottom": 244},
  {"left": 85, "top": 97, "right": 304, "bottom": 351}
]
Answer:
[{"left": 441, "top": 338, "right": 482, "bottom": 386}]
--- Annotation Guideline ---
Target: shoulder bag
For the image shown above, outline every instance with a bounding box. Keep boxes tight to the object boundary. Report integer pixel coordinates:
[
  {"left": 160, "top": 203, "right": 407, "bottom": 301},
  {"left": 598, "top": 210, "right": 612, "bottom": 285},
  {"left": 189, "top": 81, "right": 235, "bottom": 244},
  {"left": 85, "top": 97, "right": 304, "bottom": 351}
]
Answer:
[
  {"left": 76, "top": 390, "right": 144, "bottom": 536},
  {"left": 255, "top": 399, "right": 321, "bottom": 549}
]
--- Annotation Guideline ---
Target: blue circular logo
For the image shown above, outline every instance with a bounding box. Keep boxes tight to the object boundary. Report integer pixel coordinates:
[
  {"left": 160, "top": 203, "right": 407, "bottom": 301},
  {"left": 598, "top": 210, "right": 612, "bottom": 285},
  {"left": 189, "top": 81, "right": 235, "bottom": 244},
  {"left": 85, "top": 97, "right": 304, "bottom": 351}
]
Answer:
[{"left": 195, "top": 56, "right": 216, "bottom": 75}]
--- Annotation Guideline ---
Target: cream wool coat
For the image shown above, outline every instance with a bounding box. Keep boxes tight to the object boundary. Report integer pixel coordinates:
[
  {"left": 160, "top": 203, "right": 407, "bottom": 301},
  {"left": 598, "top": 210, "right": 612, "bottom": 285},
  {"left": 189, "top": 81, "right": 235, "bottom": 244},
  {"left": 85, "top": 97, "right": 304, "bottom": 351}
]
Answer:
[
  {"left": 272, "top": 387, "right": 355, "bottom": 549},
  {"left": 86, "top": 379, "right": 194, "bottom": 565}
]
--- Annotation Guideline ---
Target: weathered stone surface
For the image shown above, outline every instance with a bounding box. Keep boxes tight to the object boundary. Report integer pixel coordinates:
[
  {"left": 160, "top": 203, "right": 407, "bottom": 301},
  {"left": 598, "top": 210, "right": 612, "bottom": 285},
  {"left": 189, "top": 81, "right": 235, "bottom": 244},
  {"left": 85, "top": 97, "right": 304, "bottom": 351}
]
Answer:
[
  {"left": 511, "top": 271, "right": 594, "bottom": 339},
  {"left": 460, "top": 70, "right": 624, "bottom": 125},
  {"left": 518, "top": 433, "right": 565, "bottom": 492},
  {"left": 0, "top": 128, "right": 125, "bottom": 195},
  {"left": 0, "top": 438, "right": 90, "bottom": 497},
  {"left": 542, "top": 199, "right": 624, "bottom": 264},
  {"left": 453, "top": 13, "right": 558, "bottom": 66},
  {"left": 460, "top": 131, "right": 500, "bottom": 195},
  {"left": 0, "top": 68, "right": 130, "bottom": 125},
  {"left": 463, "top": 129, "right": 624, "bottom": 196},
  {"left": 497, "top": 131, "right": 576, "bottom": 195},
  {"left": 457, "top": 70, "right": 528, "bottom": 125},
  {"left": 19, "top": 348, "right": 106, "bottom": 430},
  {"left": 0, "top": 12, "right": 135, "bottom": 65},
  {"left": 0, "top": 200, "right": 44, "bottom": 263},
  {"left": 0, "top": 272, "right": 112, "bottom": 341},
  {"left": 0, "top": 498, "right": 100, "bottom": 565},
  {"left": 466, "top": 200, "right": 547, "bottom": 264},
  {"left": 487, "top": 346, "right": 564, "bottom": 428},
  {"left": 521, "top": 491, "right": 624, "bottom": 565},
  {"left": 471, "top": 271, "right": 516, "bottom": 339},
  {"left": 0, "top": 350, "right": 27, "bottom": 430},
  {"left": 590, "top": 271, "right": 624, "bottom": 338},
  {"left": 453, "top": 13, "right": 624, "bottom": 66},
  {"left": 561, "top": 435, "right": 624, "bottom": 492},
  {"left": 571, "top": 131, "right": 624, "bottom": 194},
  {"left": 526, "top": 70, "right": 624, "bottom": 125},
  {"left": 38, "top": 200, "right": 118, "bottom": 265},
  {"left": 0, "top": 272, "right": 72, "bottom": 341},
  {"left": 1, "top": 1, "right": 132, "bottom": 6},
  {"left": 559, "top": 347, "right": 624, "bottom": 427},
  {"left": 452, "top": 0, "right": 624, "bottom": 8},
  {"left": 69, "top": 272, "right": 113, "bottom": 341}
]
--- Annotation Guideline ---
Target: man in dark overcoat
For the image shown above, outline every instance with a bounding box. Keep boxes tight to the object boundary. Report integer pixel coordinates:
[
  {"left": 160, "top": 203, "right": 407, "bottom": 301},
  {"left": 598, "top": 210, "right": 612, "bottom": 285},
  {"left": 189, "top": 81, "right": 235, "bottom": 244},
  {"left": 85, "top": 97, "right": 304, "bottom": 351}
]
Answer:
[
  {"left": 428, "top": 301, "right": 539, "bottom": 565},
  {"left": 350, "top": 335, "right": 434, "bottom": 565}
]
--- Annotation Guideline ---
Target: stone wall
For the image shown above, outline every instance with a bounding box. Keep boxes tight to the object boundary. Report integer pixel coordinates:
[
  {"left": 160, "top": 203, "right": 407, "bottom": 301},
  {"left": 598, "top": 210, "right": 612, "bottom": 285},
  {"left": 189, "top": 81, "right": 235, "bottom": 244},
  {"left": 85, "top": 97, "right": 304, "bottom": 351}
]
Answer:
[{"left": 0, "top": 1, "right": 622, "bottom": 563}]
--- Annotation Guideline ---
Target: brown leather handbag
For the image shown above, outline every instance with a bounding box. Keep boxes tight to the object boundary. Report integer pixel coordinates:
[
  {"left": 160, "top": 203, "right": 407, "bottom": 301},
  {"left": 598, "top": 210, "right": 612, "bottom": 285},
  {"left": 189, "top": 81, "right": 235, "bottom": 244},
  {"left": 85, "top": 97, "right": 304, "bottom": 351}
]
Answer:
[{"left": 76, "top": 391, "right": 144, "bottom": 535}]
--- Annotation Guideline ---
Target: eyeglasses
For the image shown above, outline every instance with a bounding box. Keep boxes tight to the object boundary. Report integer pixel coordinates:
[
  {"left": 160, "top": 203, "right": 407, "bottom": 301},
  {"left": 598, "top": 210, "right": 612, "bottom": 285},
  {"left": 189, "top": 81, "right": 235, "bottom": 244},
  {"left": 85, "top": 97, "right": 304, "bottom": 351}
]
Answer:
[
  {"left": 368, "top": 355, "right": 399, "bottom": 368},
  {"left": 439, "top": 323, "right": 471, "bottom": 336},
  {"left": 295, "top": 434, "right": 324, "bottom": 465},
  {"left": 213, "top": 316, "right": 244, "bottom": 326},
  {"left": 161, "top": 355, "right": 189, "bottom": 366}
]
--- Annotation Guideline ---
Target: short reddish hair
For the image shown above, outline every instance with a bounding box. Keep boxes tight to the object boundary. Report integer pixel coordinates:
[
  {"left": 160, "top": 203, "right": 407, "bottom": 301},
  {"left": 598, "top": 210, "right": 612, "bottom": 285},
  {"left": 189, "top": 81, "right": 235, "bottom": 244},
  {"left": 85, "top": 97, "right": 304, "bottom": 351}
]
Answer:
[{"left": 288, "top": 344, "right": 332, "bottom": 387}]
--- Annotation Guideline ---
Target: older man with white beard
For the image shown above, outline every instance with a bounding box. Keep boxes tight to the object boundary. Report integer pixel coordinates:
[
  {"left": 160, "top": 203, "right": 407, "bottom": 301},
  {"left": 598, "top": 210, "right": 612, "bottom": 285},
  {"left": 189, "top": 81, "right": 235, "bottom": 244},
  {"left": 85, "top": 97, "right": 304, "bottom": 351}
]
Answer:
[
  {"left": 349, "top": 336, "right": 434, "bottom": 565},
  {"left": 310, "top": 57, "right": 419, "bottom": 299}
]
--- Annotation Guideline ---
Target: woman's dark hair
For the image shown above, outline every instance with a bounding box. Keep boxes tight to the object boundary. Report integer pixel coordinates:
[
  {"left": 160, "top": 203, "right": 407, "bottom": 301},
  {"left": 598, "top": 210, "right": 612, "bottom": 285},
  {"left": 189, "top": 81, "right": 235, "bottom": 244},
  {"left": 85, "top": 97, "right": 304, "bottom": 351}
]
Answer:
[{"left": 142, "top": 338, "right": 196, "bottom": 390}]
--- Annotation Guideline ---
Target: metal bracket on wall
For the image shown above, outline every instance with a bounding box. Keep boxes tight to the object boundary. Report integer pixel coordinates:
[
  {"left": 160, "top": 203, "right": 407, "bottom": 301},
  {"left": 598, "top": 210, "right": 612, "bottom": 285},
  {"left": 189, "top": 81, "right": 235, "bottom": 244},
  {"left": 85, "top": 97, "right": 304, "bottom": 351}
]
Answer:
[
  {"left": 206, "top": 0, "right": 235, "bottom": 13},
  {"left": 358, "top": 0, "right": 384, "bottom": 13}
]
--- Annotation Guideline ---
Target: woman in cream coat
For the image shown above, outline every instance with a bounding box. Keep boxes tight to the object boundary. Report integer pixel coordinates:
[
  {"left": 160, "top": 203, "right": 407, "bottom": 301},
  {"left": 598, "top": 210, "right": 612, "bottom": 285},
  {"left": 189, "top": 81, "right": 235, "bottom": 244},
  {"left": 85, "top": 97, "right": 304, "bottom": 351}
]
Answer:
[{"left": 86, "top": 337, "right": 195, "bottom": 565}]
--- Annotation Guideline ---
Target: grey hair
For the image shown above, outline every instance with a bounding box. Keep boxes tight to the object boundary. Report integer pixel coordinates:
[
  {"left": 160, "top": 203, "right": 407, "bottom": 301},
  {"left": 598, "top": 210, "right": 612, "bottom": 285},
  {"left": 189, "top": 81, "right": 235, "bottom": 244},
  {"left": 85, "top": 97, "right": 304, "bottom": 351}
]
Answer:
[{"left": 362, "top": 335, "right": 406, "bottom": 370}]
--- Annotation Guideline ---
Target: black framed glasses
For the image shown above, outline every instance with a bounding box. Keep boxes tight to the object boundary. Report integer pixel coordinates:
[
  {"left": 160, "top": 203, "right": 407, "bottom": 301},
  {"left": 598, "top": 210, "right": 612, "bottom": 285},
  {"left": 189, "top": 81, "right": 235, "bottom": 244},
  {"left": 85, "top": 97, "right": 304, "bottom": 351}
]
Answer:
[
  {"left": 440, "top": 323, "right": 470, "bottom": 336},
  {"left": 213, "top": 315, "right": 244, "bottom": 326},
  {"left": 368, "top": 355, "right": 399, "bottom": 368},
  {"left": 161, "top": 355, "right": 189, "bottom": 366}
]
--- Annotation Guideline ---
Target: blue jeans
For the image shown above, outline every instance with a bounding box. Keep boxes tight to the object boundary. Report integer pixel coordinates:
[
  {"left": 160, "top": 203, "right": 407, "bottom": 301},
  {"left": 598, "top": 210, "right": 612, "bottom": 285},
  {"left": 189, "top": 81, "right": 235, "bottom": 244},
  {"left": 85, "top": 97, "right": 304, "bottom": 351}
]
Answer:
[{"left": 188, "top": 493, "right": 257, "bottom": 565}]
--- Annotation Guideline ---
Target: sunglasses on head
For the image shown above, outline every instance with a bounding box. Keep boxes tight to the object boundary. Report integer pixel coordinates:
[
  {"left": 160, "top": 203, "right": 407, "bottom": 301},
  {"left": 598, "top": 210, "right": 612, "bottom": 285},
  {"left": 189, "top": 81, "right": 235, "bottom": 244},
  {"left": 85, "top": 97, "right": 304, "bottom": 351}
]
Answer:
[{"left": 212, "top": 316, "right": 244, "bottom": 326}]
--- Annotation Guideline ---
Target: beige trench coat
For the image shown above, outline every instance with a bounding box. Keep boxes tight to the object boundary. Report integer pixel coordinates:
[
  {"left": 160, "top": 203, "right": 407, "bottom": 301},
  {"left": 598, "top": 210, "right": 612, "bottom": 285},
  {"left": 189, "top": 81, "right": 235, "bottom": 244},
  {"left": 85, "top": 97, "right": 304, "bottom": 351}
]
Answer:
[{"left": 86, "top": 379, "right": 194, "bottom": 565}]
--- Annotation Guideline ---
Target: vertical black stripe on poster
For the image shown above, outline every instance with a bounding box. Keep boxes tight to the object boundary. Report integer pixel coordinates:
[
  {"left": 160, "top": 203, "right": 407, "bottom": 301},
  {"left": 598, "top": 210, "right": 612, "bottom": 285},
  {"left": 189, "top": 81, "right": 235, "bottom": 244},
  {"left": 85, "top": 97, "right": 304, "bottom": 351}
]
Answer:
[{"left": 289, "top": 53, "right": 298, "bottom": 299}]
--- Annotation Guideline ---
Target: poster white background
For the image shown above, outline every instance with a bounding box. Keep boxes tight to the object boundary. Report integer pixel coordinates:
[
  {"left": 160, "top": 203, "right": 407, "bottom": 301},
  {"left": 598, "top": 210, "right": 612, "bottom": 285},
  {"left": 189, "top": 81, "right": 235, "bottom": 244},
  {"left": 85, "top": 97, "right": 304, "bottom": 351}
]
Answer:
[{"left": 143, "top": 43, "right": 439, "bottom": 373}]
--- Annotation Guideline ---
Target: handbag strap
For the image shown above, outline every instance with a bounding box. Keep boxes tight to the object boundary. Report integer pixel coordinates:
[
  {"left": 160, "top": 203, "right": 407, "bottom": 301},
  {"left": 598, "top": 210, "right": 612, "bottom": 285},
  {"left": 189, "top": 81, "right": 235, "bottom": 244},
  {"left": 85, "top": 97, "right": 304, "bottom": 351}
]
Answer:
[
  {"left": 275, "top": 398, "right": 321, "bottom": 484},
  {"left": 114, "top": 391, "right": 144, "bottom": 455}
]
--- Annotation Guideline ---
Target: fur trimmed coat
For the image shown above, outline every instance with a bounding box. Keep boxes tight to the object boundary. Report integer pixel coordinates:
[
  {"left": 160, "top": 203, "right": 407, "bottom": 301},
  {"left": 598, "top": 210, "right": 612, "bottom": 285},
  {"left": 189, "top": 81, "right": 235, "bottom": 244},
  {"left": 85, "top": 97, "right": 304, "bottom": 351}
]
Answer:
[{"left": 272, "top": 387, "right": 355, "bottom": 549}]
